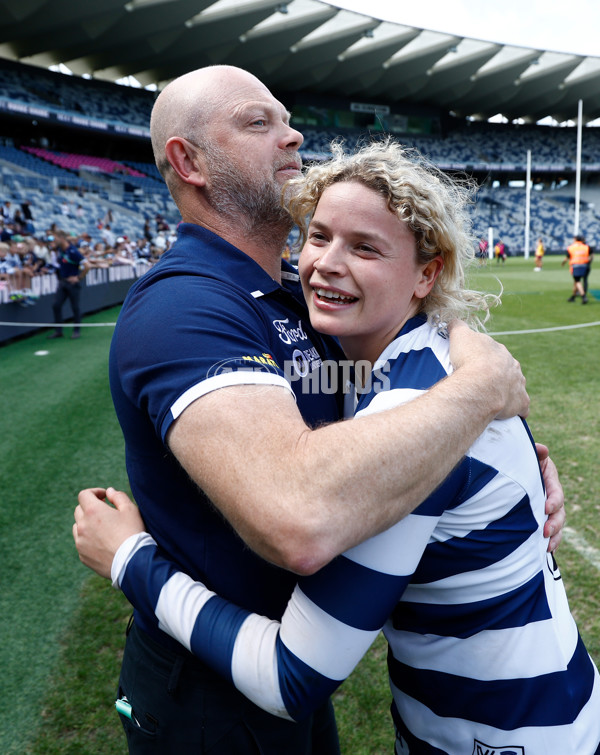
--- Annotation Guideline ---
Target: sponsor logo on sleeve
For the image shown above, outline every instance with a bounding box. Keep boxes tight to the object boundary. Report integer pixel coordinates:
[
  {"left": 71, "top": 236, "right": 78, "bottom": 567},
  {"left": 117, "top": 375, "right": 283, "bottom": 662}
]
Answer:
[
  {"left": 241, "top": 352, "right": 279, "bottom": 369},
  {"left": 204, "top": 354, "right": 281, "bottom": 396},
  {"left": 206, "top": 354, "right": 280, "bottom": 378}
]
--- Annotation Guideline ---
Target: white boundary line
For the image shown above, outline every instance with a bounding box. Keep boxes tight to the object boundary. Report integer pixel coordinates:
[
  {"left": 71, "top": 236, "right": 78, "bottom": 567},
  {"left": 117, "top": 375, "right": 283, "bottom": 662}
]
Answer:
[
  {"left": 490, "top": 320, "right": 600, "bottom": 336},
  {"left": 489, "top": 323, "right": 600, "bottom": 570},
  {"left": 564, "top": 527, "right": 600, "bottom": 572},
  {"left": 0, "top": 321, "right": 116, "bottom": 328},
  {"left": 2, "top": 320, "right": 600, "bottom": 333}
]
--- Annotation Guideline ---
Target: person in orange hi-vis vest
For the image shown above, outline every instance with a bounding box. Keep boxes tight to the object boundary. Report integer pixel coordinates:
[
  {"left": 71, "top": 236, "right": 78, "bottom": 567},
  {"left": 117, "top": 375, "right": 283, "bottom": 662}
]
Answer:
[{"left": 562, "top": 234, "right": 593, "bottom": 304}]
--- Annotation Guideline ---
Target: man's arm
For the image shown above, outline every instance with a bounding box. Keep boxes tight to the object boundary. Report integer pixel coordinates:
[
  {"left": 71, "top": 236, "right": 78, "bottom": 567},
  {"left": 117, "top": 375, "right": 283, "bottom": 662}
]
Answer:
[
  {"left": 73, "top": 452, "right": 564, "bottom": 582},
  {"left": 167, "top": 322, "right": 528, "bottom": 574}
]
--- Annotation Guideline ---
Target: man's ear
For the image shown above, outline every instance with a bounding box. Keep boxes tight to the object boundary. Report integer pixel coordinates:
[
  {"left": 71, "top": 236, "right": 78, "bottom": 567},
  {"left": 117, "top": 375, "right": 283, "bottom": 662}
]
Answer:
[
  {"left": 164, "top": 137, "right": 207, "bottom": 188},
  {"left": 415, "top": 256, "right": 444, "bottom": 299}
]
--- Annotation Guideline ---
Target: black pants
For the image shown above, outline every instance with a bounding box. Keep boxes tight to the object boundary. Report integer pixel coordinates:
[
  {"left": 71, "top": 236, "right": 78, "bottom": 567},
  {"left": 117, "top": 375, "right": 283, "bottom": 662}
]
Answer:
[
  {"left": 117, "top": 621, "right": 341, "bottom": 754},
  {"left": 52, "top": 278, "right": 81, "bottom": 332}
]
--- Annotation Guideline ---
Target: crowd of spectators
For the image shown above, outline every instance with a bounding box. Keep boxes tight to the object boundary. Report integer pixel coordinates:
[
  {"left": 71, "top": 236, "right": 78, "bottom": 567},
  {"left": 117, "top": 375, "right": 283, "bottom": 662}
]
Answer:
[{"left": 0, "top": 197, "right": 172, "bottom": 305}]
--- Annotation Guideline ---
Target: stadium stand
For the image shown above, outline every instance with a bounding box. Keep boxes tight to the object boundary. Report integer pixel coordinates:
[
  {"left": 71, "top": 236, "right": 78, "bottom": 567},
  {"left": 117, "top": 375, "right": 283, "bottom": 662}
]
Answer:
[
  {"left": 2, "top": 54, "right": 600, "bottom": 344},
  {"left": 301, "top": 123, "right": 600, "bottom": 253},
  {"left": 0, "top": 137, "right": 180, "bottom": 246},
  {"left": 3, "top": 121, "right": 600, "bottom": 256},
  {"left": 0, "top": 58, "right": 154, "bottom": 128},
  {"left": 3, "top": 138, "right": 600, "bottom": 262},
  {"left": 300, "top": 123, "right": 600, "bottom": 170},
  {"left": 23, "top": 148, "right": 147, "bottom": 177}
]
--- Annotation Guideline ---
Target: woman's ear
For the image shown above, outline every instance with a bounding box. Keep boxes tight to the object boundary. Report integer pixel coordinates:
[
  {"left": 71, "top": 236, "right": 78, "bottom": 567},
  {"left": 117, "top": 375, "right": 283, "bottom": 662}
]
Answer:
[
  {"left": 164, "top": 137, "right": 207, "bottom": 188},
  {"left": 415, "top": 256, "right": 443, "bottom": 299}
]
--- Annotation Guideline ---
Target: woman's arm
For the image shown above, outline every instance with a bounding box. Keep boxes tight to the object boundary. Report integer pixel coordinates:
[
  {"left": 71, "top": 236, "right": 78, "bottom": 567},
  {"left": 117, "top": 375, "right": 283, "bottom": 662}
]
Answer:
[
  {"left": 74, "top": 486, "right": 440, "bottom": 720},
  {"left": 74, "top": 429, "right": 565, "bottom": 717}
]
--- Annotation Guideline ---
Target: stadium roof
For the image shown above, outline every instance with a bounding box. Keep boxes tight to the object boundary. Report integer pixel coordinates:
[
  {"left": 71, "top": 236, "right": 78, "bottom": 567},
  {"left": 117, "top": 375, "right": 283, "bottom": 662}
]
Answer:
[{"left": 2, "top": 0, "right": 600, "bottom": 125}]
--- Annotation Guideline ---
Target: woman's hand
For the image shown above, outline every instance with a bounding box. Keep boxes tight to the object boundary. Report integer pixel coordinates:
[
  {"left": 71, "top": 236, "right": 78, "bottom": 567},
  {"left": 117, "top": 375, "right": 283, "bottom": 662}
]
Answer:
[{"left": 73, "top": 487, "right": 145, "bottom": 578}]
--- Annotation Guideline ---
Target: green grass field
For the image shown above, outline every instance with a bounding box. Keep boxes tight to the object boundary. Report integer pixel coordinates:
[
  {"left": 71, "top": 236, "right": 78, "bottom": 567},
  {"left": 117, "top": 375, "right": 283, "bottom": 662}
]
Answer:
[{"left": 1, "top": 254, "right": 599, "bottom": 754}]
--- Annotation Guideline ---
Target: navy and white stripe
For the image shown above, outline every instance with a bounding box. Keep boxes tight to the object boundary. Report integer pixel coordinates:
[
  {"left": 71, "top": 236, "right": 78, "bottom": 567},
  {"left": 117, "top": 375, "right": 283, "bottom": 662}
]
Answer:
[{"left": 115, "top": 314, "right": 600, "bottom": 752}]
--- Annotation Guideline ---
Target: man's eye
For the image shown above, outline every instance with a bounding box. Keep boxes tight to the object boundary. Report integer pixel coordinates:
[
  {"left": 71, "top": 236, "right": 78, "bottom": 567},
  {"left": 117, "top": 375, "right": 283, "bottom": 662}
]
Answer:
[{"left": 252, "top": 119, "right": 267, "bottom": 126}]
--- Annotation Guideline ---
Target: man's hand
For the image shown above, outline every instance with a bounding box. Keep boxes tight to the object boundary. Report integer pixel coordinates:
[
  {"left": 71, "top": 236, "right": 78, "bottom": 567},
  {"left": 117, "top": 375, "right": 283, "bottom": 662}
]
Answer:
[
  {"left": 536, "top": 444, "right": 565, "bottom": 553},
  {"left": 73, "top": 487, "right": 145, "bottom": 579},
  {"left": 448, "top": 321, "right": 529, "bottom": 420}
]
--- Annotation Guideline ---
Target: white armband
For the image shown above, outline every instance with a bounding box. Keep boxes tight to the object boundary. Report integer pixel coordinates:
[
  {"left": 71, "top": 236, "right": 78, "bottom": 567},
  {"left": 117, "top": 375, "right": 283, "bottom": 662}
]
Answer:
[{"left": 111, "top": 532, "right": 157, "bottom": 589}]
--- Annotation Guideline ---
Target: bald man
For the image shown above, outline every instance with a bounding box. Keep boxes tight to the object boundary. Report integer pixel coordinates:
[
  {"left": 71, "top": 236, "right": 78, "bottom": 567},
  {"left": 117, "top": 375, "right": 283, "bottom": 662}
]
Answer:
[{"left": 74, "top": 66, "right": 563, "bottom": 754}]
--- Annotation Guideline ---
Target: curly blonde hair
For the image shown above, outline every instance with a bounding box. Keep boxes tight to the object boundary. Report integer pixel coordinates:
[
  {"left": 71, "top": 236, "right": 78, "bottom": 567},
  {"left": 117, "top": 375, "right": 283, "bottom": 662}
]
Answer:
[{"left": 286, "top": 138, "right": 499, "bottom": 329}]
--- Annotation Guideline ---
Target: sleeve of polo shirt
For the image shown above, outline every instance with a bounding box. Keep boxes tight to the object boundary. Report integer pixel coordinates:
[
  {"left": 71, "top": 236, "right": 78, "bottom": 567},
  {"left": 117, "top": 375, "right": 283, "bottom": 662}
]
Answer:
[{"left": 112, "top": 275, "right": 294, "bottom": 442}]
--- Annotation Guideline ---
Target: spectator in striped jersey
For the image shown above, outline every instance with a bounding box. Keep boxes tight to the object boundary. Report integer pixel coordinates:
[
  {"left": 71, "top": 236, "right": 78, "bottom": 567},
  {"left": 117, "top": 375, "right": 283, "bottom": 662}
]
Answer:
[{"left": 73, "top": 139, "right": 591, "bottom": 754}]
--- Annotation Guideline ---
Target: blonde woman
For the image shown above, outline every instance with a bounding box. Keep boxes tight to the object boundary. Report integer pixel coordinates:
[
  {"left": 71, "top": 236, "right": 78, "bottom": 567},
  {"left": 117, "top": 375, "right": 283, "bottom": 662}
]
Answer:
[{"left": 76, "top": 142, "right": 594, "bottom": 754}]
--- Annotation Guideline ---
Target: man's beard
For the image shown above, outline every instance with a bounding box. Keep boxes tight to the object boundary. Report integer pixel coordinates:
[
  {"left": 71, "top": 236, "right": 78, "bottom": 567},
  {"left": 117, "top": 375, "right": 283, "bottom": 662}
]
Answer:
[{"left": 203, "top": 144, "right": 293, "bottom": 237}]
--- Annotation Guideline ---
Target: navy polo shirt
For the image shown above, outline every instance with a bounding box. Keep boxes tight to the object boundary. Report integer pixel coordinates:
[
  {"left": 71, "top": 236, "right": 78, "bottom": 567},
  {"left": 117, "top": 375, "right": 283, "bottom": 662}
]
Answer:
[
  {"left": 56, "top": 244, "right": 84, "bottom": 278},
  {"left": 110, "top": 223, "right": 344, "bottom": 641}
]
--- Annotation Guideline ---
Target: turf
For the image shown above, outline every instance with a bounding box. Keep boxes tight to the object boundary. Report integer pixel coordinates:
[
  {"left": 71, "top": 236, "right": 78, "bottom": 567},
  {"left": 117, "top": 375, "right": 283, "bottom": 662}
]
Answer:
[
  {"left": 2, "top": 256, "right": 600, "bottom": 753},
  {"left": 0, "top": 308, "right": 130, "bottom": 754}
]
